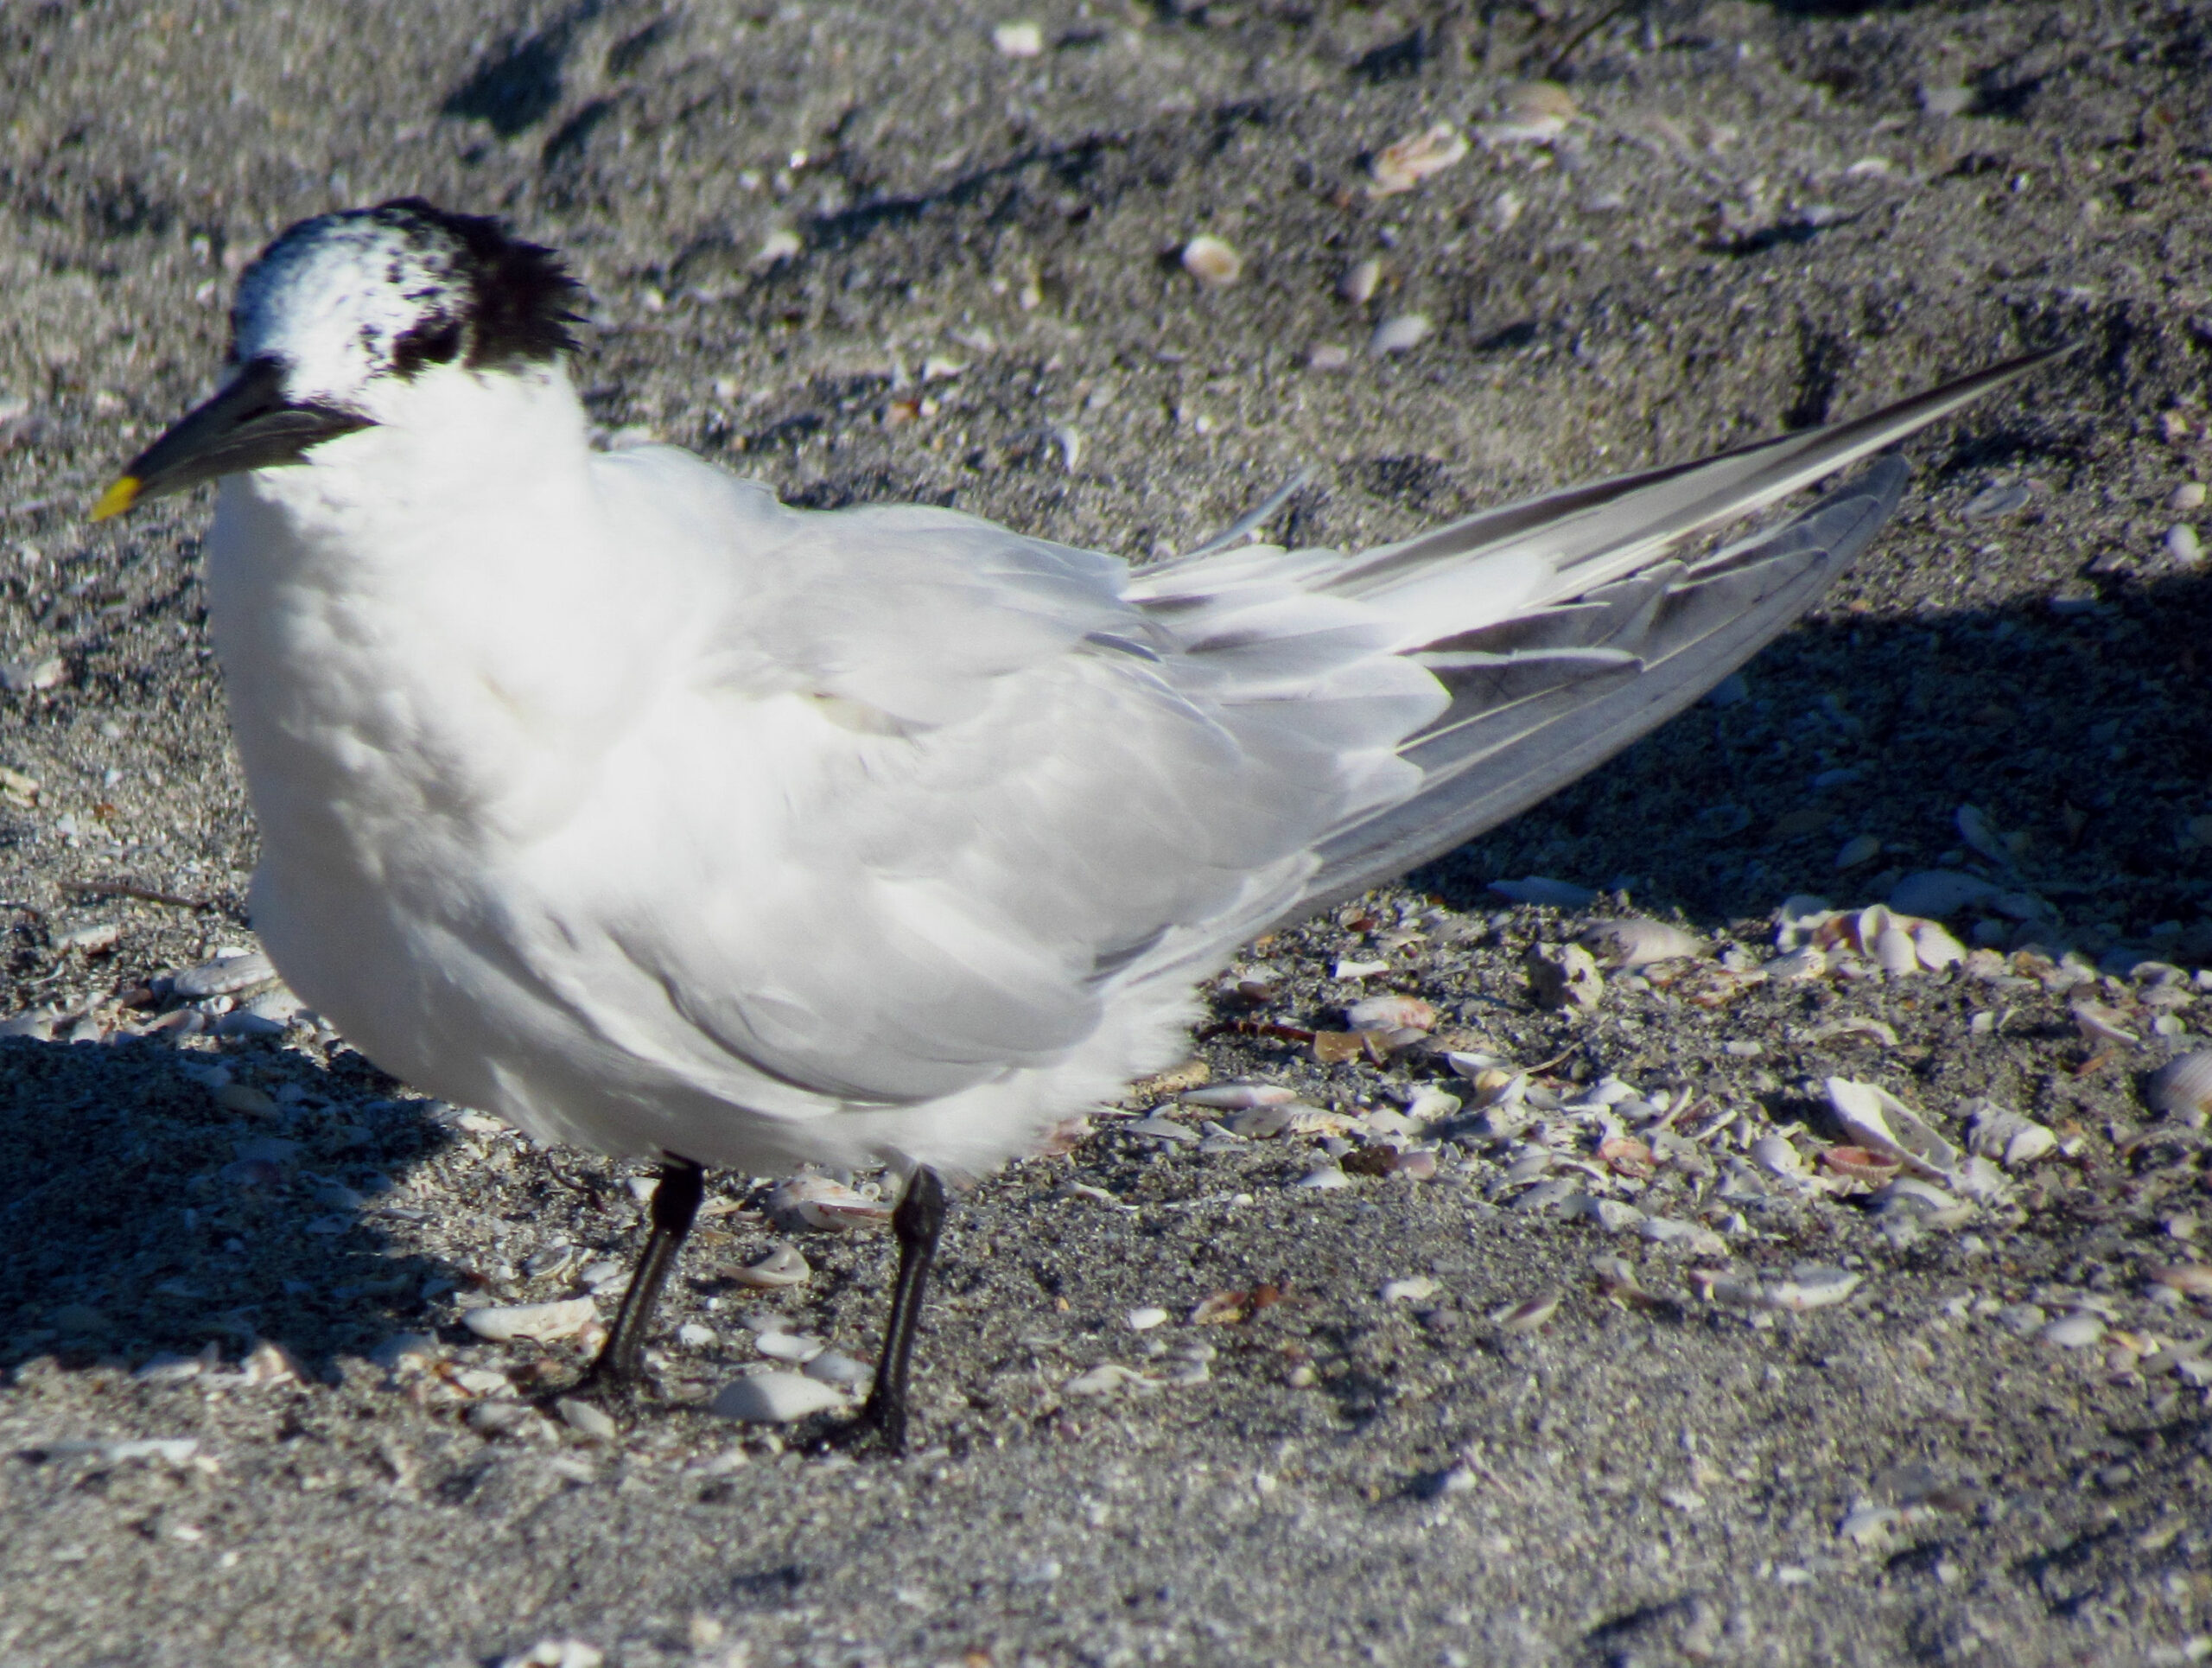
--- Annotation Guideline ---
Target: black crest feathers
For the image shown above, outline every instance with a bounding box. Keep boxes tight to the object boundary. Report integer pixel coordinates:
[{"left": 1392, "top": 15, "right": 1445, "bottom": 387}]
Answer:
[{"left": 372, "top": 197, "right": 588, "bottom": 371}]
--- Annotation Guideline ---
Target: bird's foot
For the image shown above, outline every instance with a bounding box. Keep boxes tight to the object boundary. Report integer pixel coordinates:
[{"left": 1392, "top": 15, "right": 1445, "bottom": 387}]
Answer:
[
  {"left": 817, "top": 1390, "right": 909, "bottom": 1458},
  {"left": 537, "top": 1360, "right": 653, "bottom": 1434}
]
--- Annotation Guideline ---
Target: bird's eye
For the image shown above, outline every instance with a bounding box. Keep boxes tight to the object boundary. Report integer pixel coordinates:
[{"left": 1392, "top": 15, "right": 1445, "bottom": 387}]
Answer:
[{"left": 391, "top": 318, "right": 465, "bottom": 377}]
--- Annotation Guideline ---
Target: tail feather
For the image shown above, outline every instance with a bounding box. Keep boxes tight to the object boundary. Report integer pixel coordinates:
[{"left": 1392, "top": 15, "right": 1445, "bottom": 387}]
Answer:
[
  {"left": 1297, "top": 457, "right": 1908, "bottom": 910},
  {"left": 1328, "top": 347, "right": 2065, "bottom": 639}
]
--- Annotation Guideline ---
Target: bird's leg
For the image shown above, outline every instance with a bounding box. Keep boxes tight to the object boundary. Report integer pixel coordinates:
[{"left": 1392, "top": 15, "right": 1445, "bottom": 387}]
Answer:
[
  {"left": 841, "top": 1165, "right": 946, "bottom": 1455},
  {"left": 575, "top": 1154, "right": 706, "bottom": 1401}
]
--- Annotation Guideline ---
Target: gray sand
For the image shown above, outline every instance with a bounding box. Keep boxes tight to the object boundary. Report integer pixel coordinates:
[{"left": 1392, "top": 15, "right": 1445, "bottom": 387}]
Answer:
[{"left": 2, "top": 3, "right": 2210, "bottom": 1664}]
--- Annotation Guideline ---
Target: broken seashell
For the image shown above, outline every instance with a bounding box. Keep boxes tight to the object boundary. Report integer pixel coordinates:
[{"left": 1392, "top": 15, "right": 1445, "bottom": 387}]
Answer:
[
  {"left": 1338, "top": 258, "right": 1382, "bottom": 304},
  {"left": 709, "top": 1372, "right": 849, "bottom": 1423},
  {"left": 1492, "top": 1289, "right": 1561, "bottom": 1334},
  {"left": 1577, "top": 918, "right": 1700, "bottom": 969},
  {"left": 730, "top": 1244, "right": 812, "bottom": 1289},
  {"left": 1527, "top": 942, "right": 1604, "bottom": 1011},
  {"left": 2145, "top": 1052, "right": 2212, "bottom": 1126},
  {"left": 1961, "top": 1102, "right": 2056, "bottom": 1167},
  {"left": 462, "top": 1298, "right": 598, "bottom": 1345},
  {"left": 2072, "top": 1000, "right": 2139, "bottom": 1047},
  {"left": 1819, "top": 1145, "right": 1902, "bottom": 1184},
  {"left": 767, "top": 1173, "right": 893, "bottom": 1232},
  {"left": 1750, "top": 1135, "right": 1805, "bottom": 1177},
  {"left": 1368, "top": 122, "right": 1469, "bottom": 195},
  {"left": 1824, "top": 1078, "right": 1959, "bottom": 1179},
  {"left": 1182, "top": 1081, "right": 1297, "bottom": 1111},
  {"left": 1344, "top": 994, "right": 1437, "bottom": 1033},
  {"left": 1763, "top": 1266, "right": 1861, "bottom": 1312},
  {"left": 2148, "top": 1264, "right": 2212, "bottom": 1299},
  {"left": 1909, "top": 919, "right": 1967, "bottom": 971},
  {"left": 1369, "top": 313, "right": 1432, "bottom": 356}
]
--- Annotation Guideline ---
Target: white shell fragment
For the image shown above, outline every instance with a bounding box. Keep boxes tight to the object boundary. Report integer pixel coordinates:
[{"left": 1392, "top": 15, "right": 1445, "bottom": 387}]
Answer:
[
  {"left": 1751, "top": 1134, "right": 1807, "bottom": 1178},
  {"left": 1180, "top": 235, "right": 1243, "bottom": 288},
  {"left": 1962, "top": 1102, "right": 2056, "bottom": 1167},
  {"left": 169, "top": 950, "right": 277, "bottom": 999},
  {"left": 1180, "top": 1082, "right": 1296, "bottom": 1111},
  {"left": 2040, "top": 1312, "right": 2107, "bottom": 1350},
  {"left": 768, "top": 1174, "right": 892, "bottom": 1232},
  {"left": 1577, "top": 918, "right": 1700, "bottom": 969},
  {"left": 1381, "top": 1276, "right": 1437, "bottom": 1303},
  {"left": 803, "top": 1351, "right": 872, "bottom": 1389},
  {"left": 2071, "top": 1000, "right": 2139, "bottom": 1047},
  {"left": 1839, "top": 1505, "right": 1902, "bottom": 1545},
  {"left": 709, "top": 1372, "right": 849, "bottom": 1423},
  {"left": 1763, "top": 1266, "right": 1862, "bottom": 1312},
  {"left": 991, "top": 21, "right": 1045, "bottom": 57},
  {"left": 1492, "top": 1290, "right": 1561, "bottom": 1334},
  {"left": 730, "top": 1244, "right": 812, "bottom": 1288},
  {"left": 1063, "top": 1363, "right": 1152, "bottom": 1397},
  {"left": 2145, "top": 1052, "right": 2212, "bottom": 1126},
  {"left": 1527, "top": 942, "right": 1604, "bottom": 1011},
  {"left": 1127, "top": 1306, "right": 1170, "bottom": 1331},
  {"left": 1824, "top": 1078, "right": 1959, "bottom": 1179},
  {"left": 1369, "top": 313, "right": 1432, "bottom": 356},
  {"left": 1476, "top": 80, "right": 1579, "bottom": 145},
  {"left": 1367, "top": 122, "right": 1469, "bottom": 195},
  {"left": 1338, "top": 258, "right": 1382, "bottom": 305},
  {"left": 463, "top": 1298, "right": 598, "bottom": 1344},
  {"left": 1345, "top": 995, "right": 1437, "bottom": 1033},
  {"left": 2149, "top": 1264, "right": 2212, "bottom": 1300}
]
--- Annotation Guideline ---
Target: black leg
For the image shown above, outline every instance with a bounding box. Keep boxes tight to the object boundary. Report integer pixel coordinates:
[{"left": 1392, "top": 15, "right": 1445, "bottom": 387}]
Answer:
[
  {"left": 849, "top": 1165, "right": 946, "bottom": 1455},
  {"left": 578, "top": 1154, "right": 705, "bottom": 1397}
]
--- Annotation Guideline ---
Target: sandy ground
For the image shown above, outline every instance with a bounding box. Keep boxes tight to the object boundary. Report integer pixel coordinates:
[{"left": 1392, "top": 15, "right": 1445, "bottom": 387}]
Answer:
[{"left": 3, "top": 1, "right": 2212, "bottom": 1664}]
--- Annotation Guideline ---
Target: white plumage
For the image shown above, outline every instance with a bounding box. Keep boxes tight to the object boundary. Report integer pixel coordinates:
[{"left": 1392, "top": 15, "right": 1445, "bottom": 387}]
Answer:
[{"left": 113, "top": 202, "right": 2053, "bottom": 1190}]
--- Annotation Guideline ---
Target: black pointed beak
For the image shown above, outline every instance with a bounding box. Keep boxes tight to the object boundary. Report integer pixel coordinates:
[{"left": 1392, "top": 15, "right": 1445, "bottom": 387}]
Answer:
[{"left": 91, "top": 356, "right": 374, "bottom": 521}]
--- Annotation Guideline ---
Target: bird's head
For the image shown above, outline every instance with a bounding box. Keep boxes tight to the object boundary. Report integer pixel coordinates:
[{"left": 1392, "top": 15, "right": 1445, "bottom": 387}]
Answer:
[{"left": 93, "top": 198, "right": 586, "bottom": 520}]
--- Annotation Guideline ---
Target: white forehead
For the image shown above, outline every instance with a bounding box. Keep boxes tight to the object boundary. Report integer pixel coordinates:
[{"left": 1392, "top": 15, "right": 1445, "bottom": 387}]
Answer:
[{"left": 232, "top": 214, "right": 464, "bottom": 404}]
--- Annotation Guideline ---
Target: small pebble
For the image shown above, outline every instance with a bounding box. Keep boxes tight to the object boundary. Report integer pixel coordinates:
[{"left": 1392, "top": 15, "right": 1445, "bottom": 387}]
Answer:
[
  {"left": 1368, "top": 313, "right": 1431, "bottom": 356},
  {"left": 556, "top": 1398, "right": 619, "bottom": 1441},
  {"left": 1294, "top": 1164, "right": 1349, "bottom": 1191},
  {"left": 1381, "top": 1276, "right": 1437, "bottom": 1303},
  {"left": 1127, "top": 1306, "right": 1170, "bottom": 1331},
  {"left": 2166, "top": 524, "right": 2203, "bottom": 567},
  {"left": 1338, "top": 258, "right": 1382, "bottom": 304},
  {"left": 991, "top": 21, "right": 1044, "bottom": 57},
  {"left": 1181, "top": 235, "right": 1243, "bottom": 288}
]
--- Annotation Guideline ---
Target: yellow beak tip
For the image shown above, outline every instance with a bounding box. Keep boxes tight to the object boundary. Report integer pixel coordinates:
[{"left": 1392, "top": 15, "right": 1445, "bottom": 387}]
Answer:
[{"left": 89, "top": 476, "right": 142, "bottom": 522}]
